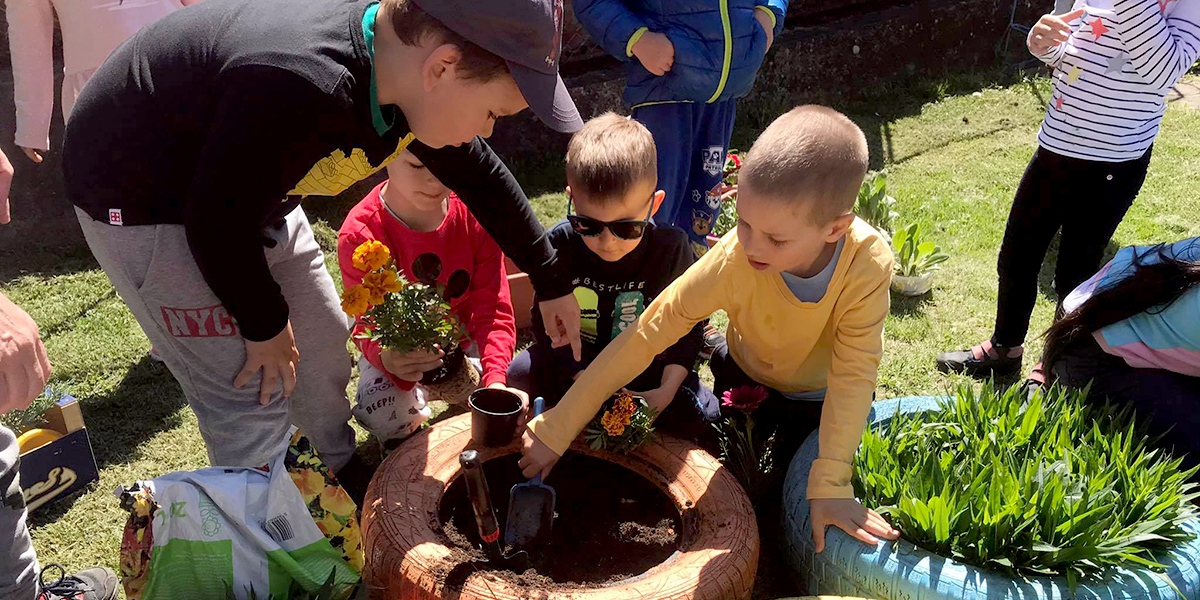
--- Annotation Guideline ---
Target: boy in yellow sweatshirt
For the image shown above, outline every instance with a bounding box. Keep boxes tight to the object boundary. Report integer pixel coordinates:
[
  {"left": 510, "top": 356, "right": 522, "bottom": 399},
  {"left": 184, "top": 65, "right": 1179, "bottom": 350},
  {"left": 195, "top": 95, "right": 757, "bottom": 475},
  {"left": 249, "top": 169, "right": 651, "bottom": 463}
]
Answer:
[{"left": 519, "top": 105, "right": 901, "bottom": 551}]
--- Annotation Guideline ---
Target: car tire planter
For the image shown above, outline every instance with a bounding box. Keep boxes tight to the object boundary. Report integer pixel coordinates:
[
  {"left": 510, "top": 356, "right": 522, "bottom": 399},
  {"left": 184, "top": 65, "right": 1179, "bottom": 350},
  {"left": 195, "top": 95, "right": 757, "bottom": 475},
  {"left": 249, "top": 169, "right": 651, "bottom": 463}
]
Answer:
[
  {"left": 781, "top": 396, "right": 1200, "bottom": 600},
  {"left": 361, "top": 413, "right": 759, "bottom": 599}
]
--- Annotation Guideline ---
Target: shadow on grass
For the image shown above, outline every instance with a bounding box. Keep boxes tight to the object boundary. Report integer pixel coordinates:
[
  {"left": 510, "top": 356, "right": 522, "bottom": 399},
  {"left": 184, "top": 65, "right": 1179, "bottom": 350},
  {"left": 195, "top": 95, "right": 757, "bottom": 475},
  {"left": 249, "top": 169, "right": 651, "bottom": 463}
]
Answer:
[
  {"left": 80, "top": 356, "right": 189, "bottom": 470},
  {"left": 733, "top": 65, "right": 1048, "bottom": 172},
  {"left": 0, "top": 245, "right": 99, "bottom": 284},
  {"left": 890, "top": 290, "right": 935, "bottom": 317},
  {"left": 1036, "top": 235, "right": 1121, "bottom": 304},
  {"left": 38, "top": 289, "right": 117, "bottom": 341}
]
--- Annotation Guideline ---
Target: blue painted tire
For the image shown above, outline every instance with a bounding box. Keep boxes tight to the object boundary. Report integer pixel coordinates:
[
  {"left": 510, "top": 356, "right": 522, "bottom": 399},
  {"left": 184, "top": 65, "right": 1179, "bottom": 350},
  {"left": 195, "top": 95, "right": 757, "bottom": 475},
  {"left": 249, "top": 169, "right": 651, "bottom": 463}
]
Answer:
[{"left": 781, "top": 396, "right": 1200, "bottom": 600}]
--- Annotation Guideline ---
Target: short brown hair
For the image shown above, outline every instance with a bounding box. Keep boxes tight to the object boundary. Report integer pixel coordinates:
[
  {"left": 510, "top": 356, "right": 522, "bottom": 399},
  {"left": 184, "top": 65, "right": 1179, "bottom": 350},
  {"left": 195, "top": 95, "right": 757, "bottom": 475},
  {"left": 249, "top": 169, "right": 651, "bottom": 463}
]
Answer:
[
  {"left": 740, "top": 105, "right": 869, "bottom": 224},
  {"left": 385, "top": 0, "right": 509, "bottom": 81},
  {"left": 565, "top": 113, "right": 658, "bottom": 204}
]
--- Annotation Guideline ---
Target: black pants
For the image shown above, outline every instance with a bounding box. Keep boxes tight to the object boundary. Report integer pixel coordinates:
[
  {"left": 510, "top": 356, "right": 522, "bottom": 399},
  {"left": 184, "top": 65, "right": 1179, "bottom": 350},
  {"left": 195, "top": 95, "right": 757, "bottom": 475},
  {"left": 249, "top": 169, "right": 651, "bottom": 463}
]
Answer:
[
  {"left": 709, "top": 343, "right": 824, "bottom": 471},
  {"left": 993, "top": 147, "right": 1152, "bottom": 347},
  {"left": 1051, "top": 335, "right": 1200, "bottom": 472}
]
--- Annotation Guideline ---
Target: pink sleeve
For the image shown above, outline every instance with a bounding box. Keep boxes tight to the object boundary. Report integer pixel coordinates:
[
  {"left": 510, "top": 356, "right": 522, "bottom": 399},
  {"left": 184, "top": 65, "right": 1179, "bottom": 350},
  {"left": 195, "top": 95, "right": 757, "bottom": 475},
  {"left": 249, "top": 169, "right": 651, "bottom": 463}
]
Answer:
[
  {"left": 8, "top": 0, "right": 56, "bottom": 150},
  {"left": 338, "top": 224, "right": 416, "bottom": 391},
  {"left": 467, "top": 220, "right": 517, "bottom": 387}
]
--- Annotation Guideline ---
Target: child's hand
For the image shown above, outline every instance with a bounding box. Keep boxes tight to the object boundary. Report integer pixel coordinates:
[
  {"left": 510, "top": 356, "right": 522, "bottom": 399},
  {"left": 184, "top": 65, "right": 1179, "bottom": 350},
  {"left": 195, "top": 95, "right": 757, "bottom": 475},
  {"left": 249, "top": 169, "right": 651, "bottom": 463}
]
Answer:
[
  {"left": 19, "top": 147, "right": 43, "bottom": 165},
  {"left": 518, "top": 429, "right": 560, "bottom": 479},
  {"left": 380, "top": 347, "right": 444, "bottom": 382},
  {"left": 809, "top": 497, "right": 899, "bottom": 553},
  {"left": 624, "top": 386, "right": 674, "bottom": 418},
  {"left": 754, "top": 9, "right": 776, "bottom": 52},
  {"left": 539, "top": 294, "right": 582, "bottom": 362},
  {"left": 632, "top": 31, "right": 675, "bottom": 76},
  {"left": 0, "top": 148, "right": 12, "bottom": 224},
  {"left": 488, "top": 381, "right": 530, "bottom": 426},
  {"left": 1028, "top": 8, "right": 1086, "bottom": 55},
  {"left": 235, "top": 321, "right": 300, "bottom": 405}
]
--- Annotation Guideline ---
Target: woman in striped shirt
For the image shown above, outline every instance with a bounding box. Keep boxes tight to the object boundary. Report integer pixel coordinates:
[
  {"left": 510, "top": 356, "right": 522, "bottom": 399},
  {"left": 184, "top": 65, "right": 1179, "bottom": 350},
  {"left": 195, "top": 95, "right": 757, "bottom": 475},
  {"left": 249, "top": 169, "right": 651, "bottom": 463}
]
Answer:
[{"left": 938, "top": 0, "right": 1200, "bottom": 378}]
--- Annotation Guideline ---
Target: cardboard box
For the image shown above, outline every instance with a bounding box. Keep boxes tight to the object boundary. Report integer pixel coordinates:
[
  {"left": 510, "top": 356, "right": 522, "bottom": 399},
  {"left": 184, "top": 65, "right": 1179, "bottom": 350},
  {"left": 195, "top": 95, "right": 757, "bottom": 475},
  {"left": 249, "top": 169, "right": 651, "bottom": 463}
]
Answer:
[
  {"left": 505, "top": 257, "right": 535, "bottom": 330},
  {"left": 19, "top": 394, "right": 101, "bottom": 513}
]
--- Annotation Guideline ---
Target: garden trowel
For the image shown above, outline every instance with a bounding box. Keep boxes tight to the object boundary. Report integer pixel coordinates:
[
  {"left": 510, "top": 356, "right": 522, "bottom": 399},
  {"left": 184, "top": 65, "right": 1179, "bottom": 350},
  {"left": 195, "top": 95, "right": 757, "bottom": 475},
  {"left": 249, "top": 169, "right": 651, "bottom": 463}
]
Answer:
[
  {"left": 504, "top": 397, "right": 557, "bottom": 549},
  {"left": 459, "top": 450, "right": 530, "bottom": 571}
]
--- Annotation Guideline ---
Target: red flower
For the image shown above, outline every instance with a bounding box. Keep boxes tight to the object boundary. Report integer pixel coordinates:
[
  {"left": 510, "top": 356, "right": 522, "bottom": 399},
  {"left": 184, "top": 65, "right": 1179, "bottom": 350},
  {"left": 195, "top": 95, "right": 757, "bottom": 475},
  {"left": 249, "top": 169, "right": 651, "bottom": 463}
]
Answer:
[{"left": 721, "top": 385, "right": 768, "bottom": 413}]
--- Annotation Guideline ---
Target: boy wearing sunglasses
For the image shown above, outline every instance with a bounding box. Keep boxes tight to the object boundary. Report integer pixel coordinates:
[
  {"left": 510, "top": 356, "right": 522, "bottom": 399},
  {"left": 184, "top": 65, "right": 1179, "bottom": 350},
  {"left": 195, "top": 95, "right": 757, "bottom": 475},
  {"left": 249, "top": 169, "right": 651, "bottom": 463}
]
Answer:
[
  {"left": 507, "top": 113, "right": 719, "bottom": 435},
  {"left": 521, "top": 106, "right": 901, "bottom": 555}
]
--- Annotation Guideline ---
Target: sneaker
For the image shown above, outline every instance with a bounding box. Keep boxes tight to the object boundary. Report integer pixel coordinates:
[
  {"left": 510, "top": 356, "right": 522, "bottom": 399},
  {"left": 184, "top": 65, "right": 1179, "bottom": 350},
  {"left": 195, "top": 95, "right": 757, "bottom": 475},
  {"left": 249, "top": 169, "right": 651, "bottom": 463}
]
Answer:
[
  {"left": 37, "top": 565, "right": 118, "bottom": 600},
  {"left": 936, "top": 339, "right": 1023, "bottom": 378},
  {"left": 698, "top": 324, "right": 725, "bottom": 362},
  {"left": 148, "top": 347, "right": 164, "bottom": 363}
]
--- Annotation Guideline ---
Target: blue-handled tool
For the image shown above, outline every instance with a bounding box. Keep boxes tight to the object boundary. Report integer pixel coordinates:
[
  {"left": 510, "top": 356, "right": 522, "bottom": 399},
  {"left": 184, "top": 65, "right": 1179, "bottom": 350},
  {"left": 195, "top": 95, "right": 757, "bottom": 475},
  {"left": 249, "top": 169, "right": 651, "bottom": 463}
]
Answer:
[{"left": 504, "top": 397, "right": 557, "bottom": 549}]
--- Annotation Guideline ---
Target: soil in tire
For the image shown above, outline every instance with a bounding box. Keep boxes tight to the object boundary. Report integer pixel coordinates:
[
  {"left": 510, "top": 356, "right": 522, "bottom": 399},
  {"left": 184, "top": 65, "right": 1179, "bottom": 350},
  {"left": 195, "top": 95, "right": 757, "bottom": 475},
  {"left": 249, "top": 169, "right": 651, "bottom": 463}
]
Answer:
[{"left": 438, "top": 453, "right": 681, "bottom": 586}]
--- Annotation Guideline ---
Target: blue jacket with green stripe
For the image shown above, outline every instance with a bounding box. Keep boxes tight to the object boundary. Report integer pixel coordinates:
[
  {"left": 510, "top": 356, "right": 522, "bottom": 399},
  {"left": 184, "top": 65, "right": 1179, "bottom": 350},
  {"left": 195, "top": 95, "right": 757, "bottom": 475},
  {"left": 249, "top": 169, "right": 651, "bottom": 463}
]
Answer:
[{"left": 574, "top": 0, "right": 787, "bottom": 107}]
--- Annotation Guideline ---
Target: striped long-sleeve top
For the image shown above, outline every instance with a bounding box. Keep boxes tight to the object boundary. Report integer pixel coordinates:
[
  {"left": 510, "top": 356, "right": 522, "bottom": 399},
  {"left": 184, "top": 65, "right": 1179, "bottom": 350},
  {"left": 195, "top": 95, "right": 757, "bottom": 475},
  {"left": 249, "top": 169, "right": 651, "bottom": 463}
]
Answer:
[{"left": 1029, "top": 0, "right": 1200, "bottom": 162}]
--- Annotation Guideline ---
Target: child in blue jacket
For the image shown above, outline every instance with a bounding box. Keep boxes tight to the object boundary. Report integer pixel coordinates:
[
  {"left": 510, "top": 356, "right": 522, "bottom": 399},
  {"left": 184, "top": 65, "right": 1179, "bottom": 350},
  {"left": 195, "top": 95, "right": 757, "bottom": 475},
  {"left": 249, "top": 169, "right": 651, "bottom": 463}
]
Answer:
[{"left": 574, "top": 0, "right": 786, "bottom": 257}]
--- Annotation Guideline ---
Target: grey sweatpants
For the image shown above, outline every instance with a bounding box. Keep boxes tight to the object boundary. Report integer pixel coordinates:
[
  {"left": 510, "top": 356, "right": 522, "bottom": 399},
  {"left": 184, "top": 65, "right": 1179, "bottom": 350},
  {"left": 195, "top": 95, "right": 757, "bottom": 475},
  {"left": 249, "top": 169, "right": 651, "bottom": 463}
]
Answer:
[
  {"left": 76, "top": 207, "right": 356, "bottom": 471},
  {"left": 1, "top": 425, "right": 38, "bottom": 600}
]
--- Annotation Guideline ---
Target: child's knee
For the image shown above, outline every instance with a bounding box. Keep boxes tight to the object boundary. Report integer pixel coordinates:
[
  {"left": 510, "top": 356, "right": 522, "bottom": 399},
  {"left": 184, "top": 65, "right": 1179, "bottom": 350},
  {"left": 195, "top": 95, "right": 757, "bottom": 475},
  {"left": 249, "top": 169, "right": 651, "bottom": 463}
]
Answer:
[{"left": 352, "top": 359, "right": 431, "bottom": 443}]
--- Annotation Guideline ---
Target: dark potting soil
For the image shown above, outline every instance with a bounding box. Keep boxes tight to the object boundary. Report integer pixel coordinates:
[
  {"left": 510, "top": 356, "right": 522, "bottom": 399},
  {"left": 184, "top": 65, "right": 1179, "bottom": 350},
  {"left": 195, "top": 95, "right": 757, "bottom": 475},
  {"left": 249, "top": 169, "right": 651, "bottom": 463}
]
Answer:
[{"left": 437, "top": 453, "right": 681, "bottom": 587}]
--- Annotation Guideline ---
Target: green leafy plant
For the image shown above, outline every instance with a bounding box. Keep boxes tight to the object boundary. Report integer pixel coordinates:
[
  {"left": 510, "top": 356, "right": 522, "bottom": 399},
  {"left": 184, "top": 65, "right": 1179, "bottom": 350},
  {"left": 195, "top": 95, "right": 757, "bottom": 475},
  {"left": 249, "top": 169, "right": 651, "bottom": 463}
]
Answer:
[
  {"left": 891, "top": 222, "right": 949, "bottom": 277},
  {"left": 584, "top": 392, "right": 657, "bottom": 453},
  {"left": 710, "top": 150, "right": 743, "bottom": 238},
  {"left": 0, "top": 388, "right": 63, "bottom": 433},
  {"left": 711, "top": 196, "right": 739, "bottom": 239},
  {"left": 854, "top": 382, "right": 1200, "bottom": 585},
  {"left": 854, "top": 171, "right": 899, "bottom": 236},
  {"left": 713, "top": 386, "right": 774, "bottom": 502},
  {"left": 358, "top": 281, "right": 464, "bottom": 354},
  {"left": 341, "top": 241, "right": 466, "bottom": 354}
]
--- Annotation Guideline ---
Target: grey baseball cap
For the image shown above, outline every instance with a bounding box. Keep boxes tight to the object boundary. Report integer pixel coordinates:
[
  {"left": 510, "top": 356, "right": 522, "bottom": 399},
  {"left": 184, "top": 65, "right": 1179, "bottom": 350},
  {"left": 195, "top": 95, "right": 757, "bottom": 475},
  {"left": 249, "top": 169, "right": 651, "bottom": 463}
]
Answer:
[{"left": 411, "top": 0, "right": 584, "bottom": 133}]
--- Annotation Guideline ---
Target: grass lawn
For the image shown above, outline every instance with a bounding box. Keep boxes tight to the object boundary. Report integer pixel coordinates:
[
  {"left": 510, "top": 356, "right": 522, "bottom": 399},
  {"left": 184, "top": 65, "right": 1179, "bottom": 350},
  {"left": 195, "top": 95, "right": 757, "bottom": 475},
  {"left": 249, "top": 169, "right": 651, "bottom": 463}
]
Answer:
[{"left": 6, "top": 74, "right": 1200, "bottom": 596}]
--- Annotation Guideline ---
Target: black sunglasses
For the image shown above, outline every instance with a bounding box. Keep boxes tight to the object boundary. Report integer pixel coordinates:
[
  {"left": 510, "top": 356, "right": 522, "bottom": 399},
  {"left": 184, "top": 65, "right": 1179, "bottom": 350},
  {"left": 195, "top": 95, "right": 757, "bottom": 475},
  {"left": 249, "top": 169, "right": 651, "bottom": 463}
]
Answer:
[{"left": 566, "top": 195, "right": 654, "bottom": 240}]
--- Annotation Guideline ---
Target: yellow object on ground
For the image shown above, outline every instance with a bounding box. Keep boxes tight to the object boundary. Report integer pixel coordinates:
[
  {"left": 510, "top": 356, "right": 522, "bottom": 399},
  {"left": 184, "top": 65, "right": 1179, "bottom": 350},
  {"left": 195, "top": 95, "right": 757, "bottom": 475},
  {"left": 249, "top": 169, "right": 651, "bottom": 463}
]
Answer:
[{"left": 17, "top": 428, "right": 63, "bottom": 453}]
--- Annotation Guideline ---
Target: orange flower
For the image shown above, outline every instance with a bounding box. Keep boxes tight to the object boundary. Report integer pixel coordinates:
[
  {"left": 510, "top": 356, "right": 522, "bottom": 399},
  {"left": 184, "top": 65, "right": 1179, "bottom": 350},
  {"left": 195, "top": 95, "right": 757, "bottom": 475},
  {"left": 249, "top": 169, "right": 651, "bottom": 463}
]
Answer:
[
  {"left": 361, "top": 269, "right": 403, "bottom": 305},
  {"left": 601, "top": 411, "right": 626, "bottom": 437},
  {"left": 340, "top": 285, "right": 372, "bottom": 317},
  {"left": 352, "top": 240, "right": 391, "bottom": 272},
  {"left": 289, "top": 469, "right": 326, "bottom": 502},
  {"left": 614, "top": 394, "right": 636, "bottom": 417}
]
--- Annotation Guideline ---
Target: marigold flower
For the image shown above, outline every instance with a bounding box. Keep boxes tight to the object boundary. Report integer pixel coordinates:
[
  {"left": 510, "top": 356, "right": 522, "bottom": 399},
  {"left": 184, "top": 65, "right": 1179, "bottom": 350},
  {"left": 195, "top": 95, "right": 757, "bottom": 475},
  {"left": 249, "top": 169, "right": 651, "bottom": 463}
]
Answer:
[
  {"left": 614, "top": 395, "right": 636, "bottom": 416},
  {"left": 340, "top": 285, "right": 372, "bottom": 317},
  {"left": 352, "top": 240, "right": 391, "bottom": 272},
  {"left": 361, "top": 269, "right": 403, "bottom": 304},
  {"left": 603, "top": 418, "right": 626, "bottom": 437}
]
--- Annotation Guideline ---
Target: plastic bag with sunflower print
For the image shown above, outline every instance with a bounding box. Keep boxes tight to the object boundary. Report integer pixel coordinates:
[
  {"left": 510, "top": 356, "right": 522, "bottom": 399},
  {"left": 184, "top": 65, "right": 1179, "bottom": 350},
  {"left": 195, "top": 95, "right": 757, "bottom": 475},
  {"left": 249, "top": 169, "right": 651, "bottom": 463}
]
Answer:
[{"left": 116, "top": 427, "right": 363, "bottom": 599}]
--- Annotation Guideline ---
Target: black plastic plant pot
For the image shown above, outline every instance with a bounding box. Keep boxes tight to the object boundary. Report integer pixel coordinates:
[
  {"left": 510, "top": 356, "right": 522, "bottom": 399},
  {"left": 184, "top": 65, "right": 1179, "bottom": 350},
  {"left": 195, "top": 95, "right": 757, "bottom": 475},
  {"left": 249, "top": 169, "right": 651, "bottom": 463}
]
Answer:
[
  {"left": 420, "top": 345, "right": 464, "bottom": 385},
  {"left": 468, "top": 388, "right": 524, "bottom": 448}
]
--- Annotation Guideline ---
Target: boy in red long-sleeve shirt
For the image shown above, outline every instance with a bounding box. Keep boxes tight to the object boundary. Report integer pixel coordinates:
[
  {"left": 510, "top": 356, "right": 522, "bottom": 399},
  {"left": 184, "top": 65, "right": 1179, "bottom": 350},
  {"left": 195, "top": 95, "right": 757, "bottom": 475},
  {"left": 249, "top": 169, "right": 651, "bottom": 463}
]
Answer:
[{"left": 339, "top": 150, "right": 517, "bottom": 443}]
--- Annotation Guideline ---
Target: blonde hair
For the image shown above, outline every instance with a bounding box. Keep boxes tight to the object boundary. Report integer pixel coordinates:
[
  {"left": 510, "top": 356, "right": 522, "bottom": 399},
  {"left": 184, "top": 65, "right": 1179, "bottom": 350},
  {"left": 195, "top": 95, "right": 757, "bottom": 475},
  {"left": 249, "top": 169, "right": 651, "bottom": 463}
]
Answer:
[
  {"left": 739, "top": 105, "right": 869, "bottom": 224},
  {"left": 565, "top": 113, "right": 658, "bottom": 204}
]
